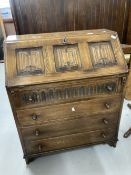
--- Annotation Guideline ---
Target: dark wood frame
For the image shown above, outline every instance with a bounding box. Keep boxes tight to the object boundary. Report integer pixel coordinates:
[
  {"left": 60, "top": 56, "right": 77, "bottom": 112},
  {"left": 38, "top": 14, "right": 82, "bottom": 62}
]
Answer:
[{"left": 9, "top": 0, "right": 131, "bottom": 44}]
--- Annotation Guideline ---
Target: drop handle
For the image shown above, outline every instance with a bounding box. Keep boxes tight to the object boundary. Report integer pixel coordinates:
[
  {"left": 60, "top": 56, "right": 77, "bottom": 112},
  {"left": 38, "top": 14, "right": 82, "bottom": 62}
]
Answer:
[
  {"left": 101, "top": 133, "right": 107, "bottom": 138},
  {"left": 35, "top": 130, "right": 40, "bottom": 136},
  {"left": 105, "top": 103, "right": 110, "bottom": 109},
  {"left": 32, "top": 114, "right": 39, "bottom": 120},
  {"left": 103, "top": 119, "right": 109, "bottom": 125},
  {"left": 106, "top": 85, "right": 113, "bottom": 92}
]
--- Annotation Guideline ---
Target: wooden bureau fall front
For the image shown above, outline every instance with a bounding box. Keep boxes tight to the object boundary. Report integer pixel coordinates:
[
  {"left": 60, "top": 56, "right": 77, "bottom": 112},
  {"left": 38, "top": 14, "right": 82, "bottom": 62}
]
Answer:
[{"left": 5, "top": 29, "right": 128, "bottom": 164}]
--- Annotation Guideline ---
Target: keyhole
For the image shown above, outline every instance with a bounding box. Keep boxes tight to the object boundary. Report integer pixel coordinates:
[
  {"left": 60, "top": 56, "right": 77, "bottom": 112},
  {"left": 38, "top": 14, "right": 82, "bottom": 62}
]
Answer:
[{"left": 63, "top": 37, "right": 68, "bottom": 44}]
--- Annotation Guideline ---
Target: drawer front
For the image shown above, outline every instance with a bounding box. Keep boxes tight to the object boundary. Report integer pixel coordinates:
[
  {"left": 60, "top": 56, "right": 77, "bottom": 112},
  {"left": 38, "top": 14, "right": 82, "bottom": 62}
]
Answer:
[
  {"left": 21, "top": 113, "right": 118, "bottom": 141},
  {"left": 9, "top": 77, "right": 122, "bottom": 109},
  {"left": 16, "top": 95, "right": 121, "bottom": 127},
  {"left": 25, "top": 129, "right": 116, "bottom": 155}
]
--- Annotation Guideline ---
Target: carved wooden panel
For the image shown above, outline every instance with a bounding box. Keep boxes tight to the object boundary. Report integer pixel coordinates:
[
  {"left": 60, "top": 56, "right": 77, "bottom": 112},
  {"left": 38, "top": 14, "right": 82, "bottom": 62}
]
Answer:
[
  {"left": 19, "top": 81, "right": 117, "bottom": 106},
  {"left": 16, "top": 47, "right": 45, "bottom": 76},
  {"left": 54, "top": 44, "right": 82, "bottom": 72},
  {"left": 89, "top": 42, "right": 117, "bottom": 68}
]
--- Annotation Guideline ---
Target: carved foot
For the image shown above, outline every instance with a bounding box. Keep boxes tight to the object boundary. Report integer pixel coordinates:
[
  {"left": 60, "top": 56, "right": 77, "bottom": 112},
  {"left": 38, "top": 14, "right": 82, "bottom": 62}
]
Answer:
[
  {"left": 108, "top": 140, "right": 118, "bottom": 148},
  {"left": 25, "top": 157, "right": 36, "bottom": 164}
]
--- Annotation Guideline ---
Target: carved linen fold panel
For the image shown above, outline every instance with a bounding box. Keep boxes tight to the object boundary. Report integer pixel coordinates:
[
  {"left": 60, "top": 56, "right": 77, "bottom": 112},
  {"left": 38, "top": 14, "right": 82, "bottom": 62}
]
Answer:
[
  {"left": 16, "top": 47, "right": 45, "bottom": 76},
  {"left": 89, "top": 42, "right": 117, "bottom": 68},
  {"left": 53, "top": 44, "right": 82, "bottom": 72}
]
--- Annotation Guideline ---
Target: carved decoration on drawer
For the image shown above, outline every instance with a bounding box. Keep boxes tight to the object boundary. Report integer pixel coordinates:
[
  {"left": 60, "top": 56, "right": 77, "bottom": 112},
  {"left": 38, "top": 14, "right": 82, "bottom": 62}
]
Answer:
[
  {"left": 53, "top": 44, "right": 82, "bottom": 72},
  {"left": 89, "top": 42, "right": 117, "bottom": 68},
  {"left": 21, "top": 82, "right": 117, "bottom": 105},
  {"left": 16, "top": 47, "right": 45, "bottom": 76}
]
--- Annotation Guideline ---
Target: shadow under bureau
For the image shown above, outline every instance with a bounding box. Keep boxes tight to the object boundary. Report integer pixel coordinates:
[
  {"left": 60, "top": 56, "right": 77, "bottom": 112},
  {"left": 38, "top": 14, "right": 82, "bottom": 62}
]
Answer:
[{"left": 5, "top": 29, "right": 128, "bottom": 164}]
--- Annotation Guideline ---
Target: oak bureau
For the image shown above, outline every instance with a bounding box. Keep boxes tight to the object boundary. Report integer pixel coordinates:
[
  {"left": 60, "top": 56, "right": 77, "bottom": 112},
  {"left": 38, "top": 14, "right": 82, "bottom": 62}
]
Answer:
[{"left": 5, "top": 29, "right": 128, "bottom": 164}]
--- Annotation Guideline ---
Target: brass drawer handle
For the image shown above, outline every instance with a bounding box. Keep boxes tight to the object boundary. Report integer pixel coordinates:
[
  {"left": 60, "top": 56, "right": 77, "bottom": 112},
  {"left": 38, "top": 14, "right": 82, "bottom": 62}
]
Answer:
[
  {"left": 105, "top": 103, "right": 110, "bottom": 109},
  {"left": 35, "top": 130, "right": 40, "bottom": 136},
  {"left": 32, "top": 114, "right": 38, "bottom": 120},
  {"left": 103, "top": 119, "right": 109, "bottom": 125},
  {"left": 106, "top": 85, "right": 113, "bottom": 92},
  {"left": 101, "top": 132, "right": 107, "bottom": 138}
]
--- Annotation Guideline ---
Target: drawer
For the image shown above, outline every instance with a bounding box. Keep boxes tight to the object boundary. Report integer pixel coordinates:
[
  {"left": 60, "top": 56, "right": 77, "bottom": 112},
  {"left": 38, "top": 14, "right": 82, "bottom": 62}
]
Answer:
[
  {"left": 25, "top": 129, "right": 116, "bottom": 155},
  {"left": 16, "top": 95, "right": 121, "bottom": 127},
  {"left": 9, "top": 77, "right": 121, "bottom": 109},
  {"left": 21, "top": 113, "right": 118, "bottom": 140}
]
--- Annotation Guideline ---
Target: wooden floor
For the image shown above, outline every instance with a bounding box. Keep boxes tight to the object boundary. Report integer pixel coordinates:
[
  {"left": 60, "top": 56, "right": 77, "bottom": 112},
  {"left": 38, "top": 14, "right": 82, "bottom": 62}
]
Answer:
[{"left": 0, "top": 63, "right": 131, "bottom": 175}]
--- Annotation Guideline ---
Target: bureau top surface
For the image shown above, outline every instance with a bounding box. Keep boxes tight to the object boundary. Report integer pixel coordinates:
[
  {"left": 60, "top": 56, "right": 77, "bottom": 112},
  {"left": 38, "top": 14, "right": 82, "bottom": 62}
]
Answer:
[{"left": 5, "top": 29, "right": 128, "bottom": 87}]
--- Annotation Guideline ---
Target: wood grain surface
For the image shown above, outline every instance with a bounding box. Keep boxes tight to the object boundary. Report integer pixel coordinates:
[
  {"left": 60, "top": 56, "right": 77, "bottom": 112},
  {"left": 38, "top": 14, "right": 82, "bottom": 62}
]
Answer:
[{"left": 10, "top": 0, "right": 131, "bottom": 44}]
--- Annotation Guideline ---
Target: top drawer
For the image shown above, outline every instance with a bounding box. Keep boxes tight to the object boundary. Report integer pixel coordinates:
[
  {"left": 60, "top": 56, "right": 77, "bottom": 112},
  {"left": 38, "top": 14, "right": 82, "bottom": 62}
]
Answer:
[{"left": 8, "top": 77, "right": 124, "bottom": 109}]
